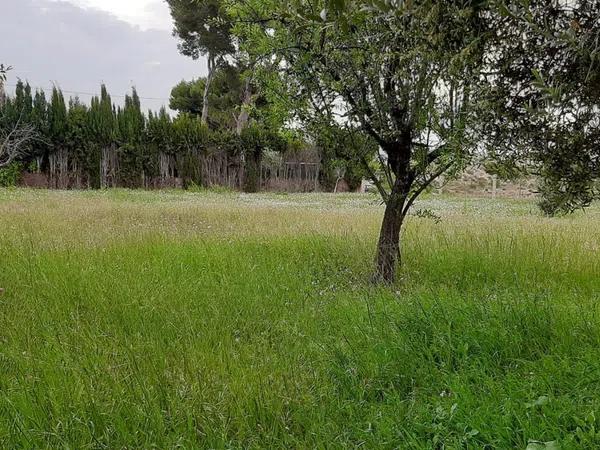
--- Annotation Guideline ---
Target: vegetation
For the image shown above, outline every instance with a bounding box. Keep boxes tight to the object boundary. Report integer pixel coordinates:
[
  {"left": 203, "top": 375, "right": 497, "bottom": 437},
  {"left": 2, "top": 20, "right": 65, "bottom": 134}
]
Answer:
[
  {"left": 1, "top": 1, "right": 599, "bottom": 447},
  {"left": 480, "top": 0, "right": 600, "bottom": 216},
  {"left": 0, "top": 77, "right": 377, "bottom": 195},
  {"left": 226, "top": 0, "right": 600, "bottom": 282},
  {"left": 166, "top": 0, "right": 235, "bottom": 125},
  {"left": 228, "top": 0, "right": 492, "bottom": 282},
  {"left": 0, "top": 81, "right": 298, "bottom": 190},
  {"left": 0, "top": 162, "right": 21, "bottom": 186},
  {"left": 0, "top": 0, "right": 597, "bottom": 289},
  {"left": 0, "top": 189, "right": 599, "bottom": 448}
]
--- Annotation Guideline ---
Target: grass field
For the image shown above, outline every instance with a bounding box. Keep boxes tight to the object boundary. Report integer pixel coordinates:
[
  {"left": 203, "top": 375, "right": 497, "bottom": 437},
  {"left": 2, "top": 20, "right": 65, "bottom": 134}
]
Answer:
[{"left": 1, "top": 188, "right": 599, "bottom": 449}]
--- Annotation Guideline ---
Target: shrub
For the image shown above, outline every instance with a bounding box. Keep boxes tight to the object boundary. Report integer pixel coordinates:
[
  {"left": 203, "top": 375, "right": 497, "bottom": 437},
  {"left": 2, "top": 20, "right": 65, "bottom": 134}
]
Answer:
[{"left": 0, "top": 162, "right": 22, "bottom": 187}]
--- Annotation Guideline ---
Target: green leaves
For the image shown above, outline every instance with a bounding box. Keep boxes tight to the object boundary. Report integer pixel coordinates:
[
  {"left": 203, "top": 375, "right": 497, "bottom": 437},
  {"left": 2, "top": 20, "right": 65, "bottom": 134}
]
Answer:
[{"left": 167, "top": 0, "right": 235, "bottom": 59}]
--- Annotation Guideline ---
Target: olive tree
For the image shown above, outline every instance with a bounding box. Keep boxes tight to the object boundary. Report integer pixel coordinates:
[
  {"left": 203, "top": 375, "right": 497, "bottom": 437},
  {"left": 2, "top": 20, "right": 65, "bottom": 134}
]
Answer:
[
  {"left": 229, "top": 0, "right": 490, "bottom": 282},
  {"left": 480, "top": 0, "right": 600, "bottom": 215}
]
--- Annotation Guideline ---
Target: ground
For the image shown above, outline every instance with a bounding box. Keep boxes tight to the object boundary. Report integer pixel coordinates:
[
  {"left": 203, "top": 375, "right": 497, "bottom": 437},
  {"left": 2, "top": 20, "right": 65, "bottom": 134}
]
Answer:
[{"left": 0, "top": 189, "right": 599, "bottom": 449}]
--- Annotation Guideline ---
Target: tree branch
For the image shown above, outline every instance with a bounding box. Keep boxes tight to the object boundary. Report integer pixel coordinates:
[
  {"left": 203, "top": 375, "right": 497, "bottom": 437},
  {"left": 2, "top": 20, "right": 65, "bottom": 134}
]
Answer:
[
  {"left": 403, "top": 161, "right": 454, "bottom": 217},
  {"left": 0, "top": 121, "right": 44, "bottom": 168}
]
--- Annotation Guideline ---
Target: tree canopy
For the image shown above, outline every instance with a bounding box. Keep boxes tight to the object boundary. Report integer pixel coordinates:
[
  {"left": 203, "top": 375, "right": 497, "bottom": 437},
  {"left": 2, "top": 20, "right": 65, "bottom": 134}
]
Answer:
[
  {"left": 229, "top": 0, "right": 491, "bottom": 281},
  {"left": 167, "top": 0, "right": 236, "bottom": 125},
  {"left": 480, "top": 0, "right": 600, "bottom": 215},
  {"left": 225, "top": 0, "right": 600, "bottom": 281},
  {"left": 170, "top": 65, "right": 243, "bottom": 129}
]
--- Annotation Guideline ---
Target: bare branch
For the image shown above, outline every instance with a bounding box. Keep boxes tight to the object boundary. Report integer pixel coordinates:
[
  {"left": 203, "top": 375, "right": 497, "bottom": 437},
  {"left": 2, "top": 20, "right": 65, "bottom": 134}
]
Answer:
[{"left": 0, "top": 121, "right": 44, "bottom": 168}]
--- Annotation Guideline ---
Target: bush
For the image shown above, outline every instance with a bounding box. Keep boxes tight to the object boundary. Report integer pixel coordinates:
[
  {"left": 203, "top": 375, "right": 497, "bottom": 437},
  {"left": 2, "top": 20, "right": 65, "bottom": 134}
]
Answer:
[{"left": 0, "top": 162, "right": 22, "bottom": 187}]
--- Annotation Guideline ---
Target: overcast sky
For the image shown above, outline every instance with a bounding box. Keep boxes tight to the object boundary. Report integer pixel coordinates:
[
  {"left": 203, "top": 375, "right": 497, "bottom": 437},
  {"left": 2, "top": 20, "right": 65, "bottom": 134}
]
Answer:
[{"left": 1, "top": 0, "right": 207, "bottom": 112}]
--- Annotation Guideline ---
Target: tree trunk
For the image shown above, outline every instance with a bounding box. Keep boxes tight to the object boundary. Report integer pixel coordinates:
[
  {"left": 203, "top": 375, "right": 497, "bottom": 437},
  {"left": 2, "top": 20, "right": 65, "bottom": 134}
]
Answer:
[
  {"left": 236, "top": 78, "right": 252, "bottom": 135},
  {"left": 201, "top": 55, "right": 216, "bottom": 126},
  {"left": 374, "top": 188, "right": 406, "bottom": 284},
  {"left": 374, "top": 135, "right": 413, "bottom": 284}
]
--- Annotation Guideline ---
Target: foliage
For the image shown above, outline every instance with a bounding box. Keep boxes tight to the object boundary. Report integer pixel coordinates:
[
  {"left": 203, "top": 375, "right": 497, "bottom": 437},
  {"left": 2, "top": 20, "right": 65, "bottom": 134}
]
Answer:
[
  {"left": 167, "top": 0, "right": 236, "bottom": 124},
  {"left": 240, "top": 124, "right": 286, "bottom": 192},
  {"left": 0, "top": 64, "right": 11, "bottom": 82},
  {"left": 0, "top": 162, "right": 22, "bottom": 186},
  {"left": 167, "top": 0, "right": 234, "bottom": 60},
  {"left": 480, "top": 0, "right": 600, "bottom": 215},
  {"left": 170, "top": 65, "right": 243, "bottom": 129},
  {"left": 310, "top": 122, "right": 376, "bottom": 191},
  {"left": 169, "top": 79, "right": 205, "bottom": 117},
  {"left": 229, "top": 0, "right": 491, "bottom": 281},
  {"left": 66, "top": 98, "right": 92, "bottom": 175},
  {"left": 0, "top": 82, "right": 299, "bottom": 190},
  {"left": 48, "top": 87, "right": 68, "bottom": 147},
  {"left": 0, "top": 82, "right": 45, "bottom": 171}
]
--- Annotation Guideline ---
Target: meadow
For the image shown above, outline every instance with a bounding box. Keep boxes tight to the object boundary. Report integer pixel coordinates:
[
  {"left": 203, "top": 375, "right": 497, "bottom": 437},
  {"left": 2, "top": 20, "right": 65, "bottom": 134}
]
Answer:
[{"left": 0, "top": 188, "right": 599, "bottom": 449}]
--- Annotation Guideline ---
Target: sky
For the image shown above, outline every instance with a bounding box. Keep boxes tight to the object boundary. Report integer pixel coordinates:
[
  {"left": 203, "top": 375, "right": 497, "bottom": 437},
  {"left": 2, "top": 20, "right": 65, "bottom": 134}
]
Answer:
[
  {"left": 50, "top": 0, "right": 174, "bottom": 31},
  {"left": 1, "top": 0, "right": 207, "bottom": 112}
]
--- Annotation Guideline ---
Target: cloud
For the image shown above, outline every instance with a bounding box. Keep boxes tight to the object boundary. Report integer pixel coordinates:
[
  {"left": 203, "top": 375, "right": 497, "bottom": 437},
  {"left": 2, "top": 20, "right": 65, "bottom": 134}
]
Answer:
[
  {"left": 143, "top": 0, "right": 175, "bottom": 31},
  {"left": 0, "top": 0, "right": 206, "bottom": 112},
  {"left": 49, "top": 0, "right": 173, "bottom": 31}
]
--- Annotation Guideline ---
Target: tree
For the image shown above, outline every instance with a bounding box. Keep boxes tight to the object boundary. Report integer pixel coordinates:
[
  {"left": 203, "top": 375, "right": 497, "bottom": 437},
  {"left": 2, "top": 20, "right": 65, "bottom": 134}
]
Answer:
[
  {"left": 0, "top": 121, "right": 41, "bottom": 168},
  {"left": 13, "top": 80, "right": 33, "bottom": 123},
  {"left": 0, "top": 72, "right": 43, "bottom": 171},
  {"left": 0, "top": 83, "right": 42, "bottom": 169},
  {"left": 167, "top": 0, "right": 235, "bottom": 125},
  {"left": 65, "top": 97, "right": 93, "bottom": 186},
  {"left": 48, "top": 87, "right": 68, "bottom": 149},
  {"left": 88, "top": 85, "right": 118, "bottom": 188},
  {"left": 230, "top": 0, "right": 490, "bottom": 282},
  {"left": 170, "top": 65, "right": 244, "bottom": 130},
  {"left": 480, "top": 1, "right": 600, "bottom": 215},
  {"left": 310, "top": 122, "right": 376, "bottom": 192},
  {"left": 170, "top": 78, "right": 205, "bottom": 117},
  {"left": 239, "top": 124, "right": 287, "bottom": 192},
  {"left": 30, "top": 89, "right": 50, "bottom": 170}
]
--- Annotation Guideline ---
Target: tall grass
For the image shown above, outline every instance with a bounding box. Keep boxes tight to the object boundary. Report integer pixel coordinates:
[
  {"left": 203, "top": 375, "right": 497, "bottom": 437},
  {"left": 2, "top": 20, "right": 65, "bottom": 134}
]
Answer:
[{"left": 0, "top": 189, "right": 599, "bottom": 448}]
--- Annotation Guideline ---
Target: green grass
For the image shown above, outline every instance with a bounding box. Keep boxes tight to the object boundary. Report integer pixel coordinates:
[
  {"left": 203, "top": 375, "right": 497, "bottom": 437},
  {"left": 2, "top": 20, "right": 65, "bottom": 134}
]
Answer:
[{"left": 0, "top": 189, "right": 599, "bottom": 449}]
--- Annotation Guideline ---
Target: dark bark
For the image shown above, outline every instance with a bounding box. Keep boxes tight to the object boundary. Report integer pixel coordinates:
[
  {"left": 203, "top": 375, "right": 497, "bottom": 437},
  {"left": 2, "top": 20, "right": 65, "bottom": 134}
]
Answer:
[
  {"left": 373, "top": 136, "right": 413, "bottom": 283},
  {"left": 374, "top": 180, "right": 407, "bottom": 283}
]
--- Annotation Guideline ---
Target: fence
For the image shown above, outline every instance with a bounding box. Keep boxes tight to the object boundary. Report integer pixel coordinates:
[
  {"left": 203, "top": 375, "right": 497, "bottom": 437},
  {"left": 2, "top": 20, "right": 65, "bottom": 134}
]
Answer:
[{"left": 25, "top": 148, "right": 322, "bottom": 192}]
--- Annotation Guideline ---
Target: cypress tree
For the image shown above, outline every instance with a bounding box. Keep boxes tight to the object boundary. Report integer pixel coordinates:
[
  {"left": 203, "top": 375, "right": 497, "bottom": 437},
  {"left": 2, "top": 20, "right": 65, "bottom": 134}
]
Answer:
[
  {"left": 22, "top": 82, "right": 33, "bottom": 122},
  {"left": 90, "top": 85, "right": 118, "bottom": 187},
  {"left": 13, "top": 80, "right": 25, "bottom": 116},
  {"left": 66, "top": 97, "right": 90, "bottom": 186},
  {"left": 29, "top": 90, "right": 50, "bottom": 171},
  {"left": 48, "top": 87, "right": 67, "bottom": 146},
  {"left": 32, "top": 90, "right": 48, "bottom": 130},
  {"left": 117, "top": 88, "right": 147, "bottom": 186},
  {"left": 47, "top": 87, "right": 69, "bottom": 186}
]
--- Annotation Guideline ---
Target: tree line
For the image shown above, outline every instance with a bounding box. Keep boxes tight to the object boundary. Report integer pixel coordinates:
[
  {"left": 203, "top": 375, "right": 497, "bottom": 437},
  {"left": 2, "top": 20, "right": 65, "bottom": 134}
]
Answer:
[{"left": 0, "top": 79, "right": 370, "bottom": 191}]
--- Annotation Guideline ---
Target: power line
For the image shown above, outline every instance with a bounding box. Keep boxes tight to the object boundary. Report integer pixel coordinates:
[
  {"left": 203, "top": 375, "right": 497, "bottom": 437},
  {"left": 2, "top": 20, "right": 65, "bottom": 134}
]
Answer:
[{"left": 4, "top": 83, "right": 171, "bottom": 102}]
